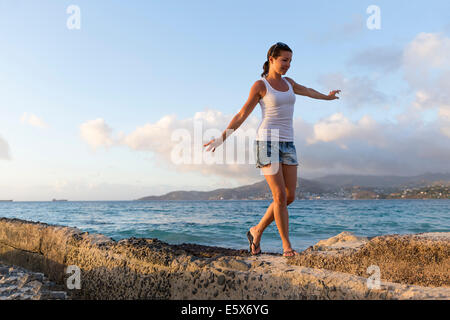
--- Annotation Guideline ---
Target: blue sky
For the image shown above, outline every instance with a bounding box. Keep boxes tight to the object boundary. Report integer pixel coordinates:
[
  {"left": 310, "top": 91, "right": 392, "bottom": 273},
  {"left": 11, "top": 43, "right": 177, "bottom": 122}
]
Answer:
[{"left": 1, "top": 0, "right": 449, "bottom": 200}]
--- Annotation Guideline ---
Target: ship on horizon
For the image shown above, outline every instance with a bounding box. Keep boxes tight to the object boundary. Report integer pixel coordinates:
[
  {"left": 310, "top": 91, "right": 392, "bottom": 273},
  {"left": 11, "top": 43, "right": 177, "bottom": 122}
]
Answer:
[
  {"left": 52, "top": 199, "right": 68, "bottom": 202},
  {"left": 0, "top": 200, "right": 13, "bottom": 202}
]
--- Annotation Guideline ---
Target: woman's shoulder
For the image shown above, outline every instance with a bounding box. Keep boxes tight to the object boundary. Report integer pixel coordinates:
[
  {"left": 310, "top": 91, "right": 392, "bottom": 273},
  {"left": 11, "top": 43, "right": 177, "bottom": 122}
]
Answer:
[
  {"left": 284, "top": 76, "right": 295, "bottom": 87},
  {"left": 254, "top": 79, "right": 267, "bottom": 98},
  {"left": 255, "top": 78, "right": 265, "bottom": 86}
]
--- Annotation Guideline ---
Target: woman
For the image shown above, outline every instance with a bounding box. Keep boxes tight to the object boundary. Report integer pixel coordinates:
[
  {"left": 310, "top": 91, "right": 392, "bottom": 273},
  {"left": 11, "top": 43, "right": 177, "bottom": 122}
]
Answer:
[{"left": 204, "top": 42, "right": 340, "bottom": 257}]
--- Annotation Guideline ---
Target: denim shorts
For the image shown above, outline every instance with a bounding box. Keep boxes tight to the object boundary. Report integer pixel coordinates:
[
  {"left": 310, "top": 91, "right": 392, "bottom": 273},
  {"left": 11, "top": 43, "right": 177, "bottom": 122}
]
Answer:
[{"left": 254, "top": 140, "right": 299, "bottom": 168}]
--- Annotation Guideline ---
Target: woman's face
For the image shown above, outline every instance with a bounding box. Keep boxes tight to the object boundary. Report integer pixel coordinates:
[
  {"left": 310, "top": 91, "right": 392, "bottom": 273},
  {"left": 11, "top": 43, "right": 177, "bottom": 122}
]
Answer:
[{"left": 270, "top": 50, "right": 292, "bottom": 75}]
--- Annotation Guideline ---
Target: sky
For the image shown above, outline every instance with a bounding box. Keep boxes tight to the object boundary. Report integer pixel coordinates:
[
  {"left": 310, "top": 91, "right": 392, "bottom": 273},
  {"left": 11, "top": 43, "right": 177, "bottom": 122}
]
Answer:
[{"left": 1, "top": 0, "right": 449, "bottom": 201}]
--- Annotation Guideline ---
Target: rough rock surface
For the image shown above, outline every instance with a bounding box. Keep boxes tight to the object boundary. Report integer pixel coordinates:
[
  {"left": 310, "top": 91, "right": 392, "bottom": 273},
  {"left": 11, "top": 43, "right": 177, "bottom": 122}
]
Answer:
[
  {"left": 312, "top": 231, "right": 369, "bottom": 252},
  {"left": 288, "top": 231, "right": 450, "bottom": 288},
  {"left": 0, "top": 217, "right": 449, "bottom": 300},
  {"left": 0, "top": 261, "right": 69, "bottom": 300}
]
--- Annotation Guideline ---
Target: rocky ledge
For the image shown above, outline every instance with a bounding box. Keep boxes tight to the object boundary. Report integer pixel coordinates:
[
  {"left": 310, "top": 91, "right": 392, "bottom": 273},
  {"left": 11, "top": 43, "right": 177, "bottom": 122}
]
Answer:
[
  {"left": 287, "top": 231, "right": 449, "bottom": 288},
  {"left": 0, "top": 262, "right": 69, "bottom": 300},
  {"left": 0, "top": 217, "right": 448, "bottom": 300}
]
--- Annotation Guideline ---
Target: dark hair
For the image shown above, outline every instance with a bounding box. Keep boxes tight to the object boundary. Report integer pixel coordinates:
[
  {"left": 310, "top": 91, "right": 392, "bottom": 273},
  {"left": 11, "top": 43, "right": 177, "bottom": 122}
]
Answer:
[{"left": 261, "top": 42, "right": 293, "bottom": 78}]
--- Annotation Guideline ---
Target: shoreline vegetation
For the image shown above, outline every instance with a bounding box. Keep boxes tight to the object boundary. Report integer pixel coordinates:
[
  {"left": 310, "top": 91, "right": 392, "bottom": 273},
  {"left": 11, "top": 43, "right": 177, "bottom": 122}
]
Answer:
[{"left": 0, "top": 217, "right": 448, "bottom": 299}]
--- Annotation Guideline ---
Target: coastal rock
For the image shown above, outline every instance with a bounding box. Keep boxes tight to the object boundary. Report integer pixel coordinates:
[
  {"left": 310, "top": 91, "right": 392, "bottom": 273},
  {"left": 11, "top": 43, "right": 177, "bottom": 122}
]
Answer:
[
  {"left": 290, "top": 232, "right": 450, "bottom": 288},
  {"left": 312, "top": 231, "right": 369, "bottom": 252},
  {"left": 0, "top": 261, "right": 70, "bottom": 300},
  {"left": 0, "top": 217, "right": 449, "bottom": 300},
  {"left": 212, "top": 258, "right": 250, "bottom": 272}
]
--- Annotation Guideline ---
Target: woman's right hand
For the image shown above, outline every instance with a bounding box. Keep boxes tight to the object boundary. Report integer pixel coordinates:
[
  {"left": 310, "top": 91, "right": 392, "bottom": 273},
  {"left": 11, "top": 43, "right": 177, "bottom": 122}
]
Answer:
[
  {"left": 327, "top": 89, "right": 341, "bottom": 100},
  {"left": 203, "top": 138, "right": 223, "bottom": 153}
]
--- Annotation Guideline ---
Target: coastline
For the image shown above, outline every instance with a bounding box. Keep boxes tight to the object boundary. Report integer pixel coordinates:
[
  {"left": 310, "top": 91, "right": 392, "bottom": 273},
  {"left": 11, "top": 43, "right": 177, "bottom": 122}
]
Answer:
[{"left": 0, "top": 217, "right": 448, "bottom": 300}]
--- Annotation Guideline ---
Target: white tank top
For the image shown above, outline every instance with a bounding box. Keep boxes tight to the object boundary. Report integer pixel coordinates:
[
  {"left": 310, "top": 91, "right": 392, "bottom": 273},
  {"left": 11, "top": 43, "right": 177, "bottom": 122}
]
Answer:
[{"left": 256, "top": 76, "right": 296, "bottom": 142}]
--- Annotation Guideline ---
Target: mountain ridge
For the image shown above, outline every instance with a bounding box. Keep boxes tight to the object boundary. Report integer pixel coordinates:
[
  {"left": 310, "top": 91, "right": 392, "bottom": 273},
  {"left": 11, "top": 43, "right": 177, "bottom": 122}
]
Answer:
[{"left": 136, "top": 172, "right": 450, "bottom": 201}]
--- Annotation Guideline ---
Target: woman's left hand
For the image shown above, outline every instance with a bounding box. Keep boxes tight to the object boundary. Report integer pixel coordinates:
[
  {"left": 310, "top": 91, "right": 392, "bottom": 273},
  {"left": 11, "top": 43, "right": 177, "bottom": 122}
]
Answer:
[
  {"left": 203, "top": 138, "right": 223, "bottom": 153},
  {"left": 328, "top": 90, "right": 341, "bottom": 100}
]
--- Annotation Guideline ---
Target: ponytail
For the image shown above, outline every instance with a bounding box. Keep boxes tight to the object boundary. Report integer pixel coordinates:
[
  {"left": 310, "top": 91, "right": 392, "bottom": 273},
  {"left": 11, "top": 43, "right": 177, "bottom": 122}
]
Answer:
[{"left": 261, "top": 60, "right": 270, "bottom": 78}]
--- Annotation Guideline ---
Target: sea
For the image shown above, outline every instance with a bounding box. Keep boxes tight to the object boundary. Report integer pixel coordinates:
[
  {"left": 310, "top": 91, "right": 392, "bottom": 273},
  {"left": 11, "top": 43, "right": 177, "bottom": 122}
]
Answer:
[{"left": 0, "top": 200, "right": 449, "bottom": 253}]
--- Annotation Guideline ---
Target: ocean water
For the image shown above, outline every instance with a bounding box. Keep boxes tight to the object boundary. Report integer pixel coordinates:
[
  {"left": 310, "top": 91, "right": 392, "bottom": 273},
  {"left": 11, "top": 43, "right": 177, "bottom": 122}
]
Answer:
[{"left": 0, "top": 200, "right": 449, "bottom": 253}]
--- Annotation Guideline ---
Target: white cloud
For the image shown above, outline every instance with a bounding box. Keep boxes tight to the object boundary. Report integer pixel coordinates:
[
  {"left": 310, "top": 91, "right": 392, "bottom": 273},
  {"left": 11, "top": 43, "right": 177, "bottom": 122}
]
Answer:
[
  {"left": 297, "top": 112, "right": 449, "bottom": 177},
  {"left": 79, "top": 107, "right": 450, "bottom": 181},
  {"left": 403, "top": 32, "right": 450, "bottom": 74},
  {"left": 306, "top": 113, "right": 383, "bottom": 150},
  {"left": 80, "top": 118, "right": 115, "bottom": 150},
  {"left": 20, "top": 112, "right": 49, "bottom": 129},
  {"left": 402, "top": 32, "right": 450, "bottom": 91},
  {"left": 118, "top": 109, "right": 263, "bottom": 185},
  {"left": 80, "top": 110, "right": 264, "bottom": 185},
  {"left": 402, "top": 32, "right": 450, "bottom": 138},
  {"left": 0, "top": 135, "right": 11, "bottom": 160},
  {"left": 307, "top": 113, "right": 354, "bottom": 144}
]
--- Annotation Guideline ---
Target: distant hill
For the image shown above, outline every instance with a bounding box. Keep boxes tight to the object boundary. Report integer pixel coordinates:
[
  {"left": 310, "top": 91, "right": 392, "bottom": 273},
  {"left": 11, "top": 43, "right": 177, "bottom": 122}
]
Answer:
[
  {"left": 314, "top": 172, "right": 450, "bottom": 188},
  {"left": 136, "top": 177, "right": 337, "bottom": 201},
  {"left": 135, "top": 172, "right": 450, "bottom": 201}
]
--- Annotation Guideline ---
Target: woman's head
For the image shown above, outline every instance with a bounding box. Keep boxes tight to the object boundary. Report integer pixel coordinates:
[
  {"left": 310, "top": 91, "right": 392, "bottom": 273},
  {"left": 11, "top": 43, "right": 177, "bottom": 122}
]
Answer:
[{"left": 261, "top": 42, "right": 293, "bottom": 78}]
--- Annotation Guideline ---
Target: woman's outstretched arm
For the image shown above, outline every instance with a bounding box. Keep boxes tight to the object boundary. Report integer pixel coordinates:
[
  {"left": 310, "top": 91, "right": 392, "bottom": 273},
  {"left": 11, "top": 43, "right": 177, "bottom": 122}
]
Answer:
[
  {"left": 285, "top": 77, "right": 340, "bottom": 100},
  {"left": 204, "top": 80, "right": 264, "bottom": 152}
]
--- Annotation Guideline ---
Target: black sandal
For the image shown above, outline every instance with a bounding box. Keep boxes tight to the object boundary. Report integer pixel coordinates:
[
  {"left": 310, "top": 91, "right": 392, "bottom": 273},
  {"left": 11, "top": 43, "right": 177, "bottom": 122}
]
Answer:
[{"left": 246, "top": 230, "right": 261, "bottom": 255}]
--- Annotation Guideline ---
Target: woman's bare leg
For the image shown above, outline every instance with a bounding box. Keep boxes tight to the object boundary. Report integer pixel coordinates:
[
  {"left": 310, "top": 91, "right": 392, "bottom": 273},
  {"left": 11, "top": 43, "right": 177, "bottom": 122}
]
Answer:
[
  {"left": 256, "top": 164, "right": 297, "bottom": 230},
  {"left": 249, "top": 164, "right": 298, "bottom": 253}
]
